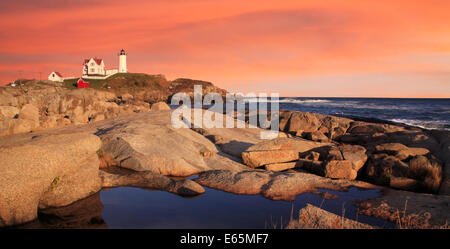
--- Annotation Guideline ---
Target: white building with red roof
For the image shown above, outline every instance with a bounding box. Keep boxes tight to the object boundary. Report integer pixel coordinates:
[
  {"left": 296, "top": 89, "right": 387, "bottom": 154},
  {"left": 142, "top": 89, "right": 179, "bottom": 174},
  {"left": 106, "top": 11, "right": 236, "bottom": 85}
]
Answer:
[
  {"left": 83, "top": 58, "right": 106, "bottom": 77},
  {"left": 48, "top": 71, "right": 64, "bottom": 82}
]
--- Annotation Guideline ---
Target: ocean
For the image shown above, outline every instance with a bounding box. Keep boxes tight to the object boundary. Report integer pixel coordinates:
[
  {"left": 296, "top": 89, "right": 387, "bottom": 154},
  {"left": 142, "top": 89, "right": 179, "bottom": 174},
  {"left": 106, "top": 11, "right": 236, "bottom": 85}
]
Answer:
[{"left": 274, "top": 97, "right": 450, "bottom": 131}]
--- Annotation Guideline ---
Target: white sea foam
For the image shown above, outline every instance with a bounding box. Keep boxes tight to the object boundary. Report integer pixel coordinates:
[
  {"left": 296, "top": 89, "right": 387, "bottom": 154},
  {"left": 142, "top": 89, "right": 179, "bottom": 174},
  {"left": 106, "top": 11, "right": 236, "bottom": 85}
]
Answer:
[
  {"left": 279, "top": 98, "right": 331, "bottom": 104},
  {"left": 389, "top": 118, "right": 450, "bottom": 130},
  {"left": 243, "top": 98, "right": 331, "bottom": 104}
]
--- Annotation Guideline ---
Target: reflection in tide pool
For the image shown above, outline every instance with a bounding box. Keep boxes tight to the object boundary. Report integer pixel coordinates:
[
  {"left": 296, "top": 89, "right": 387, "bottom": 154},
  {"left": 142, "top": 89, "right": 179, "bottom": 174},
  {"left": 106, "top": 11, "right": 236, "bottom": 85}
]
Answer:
[{"left": 100, "top": 186, "right": 394, "bottom": 229}]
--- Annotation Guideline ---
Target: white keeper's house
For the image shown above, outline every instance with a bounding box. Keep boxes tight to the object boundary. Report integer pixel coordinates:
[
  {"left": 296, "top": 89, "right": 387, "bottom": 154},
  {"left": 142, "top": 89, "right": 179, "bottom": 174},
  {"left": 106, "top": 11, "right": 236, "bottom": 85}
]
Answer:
[
  {"left": 48, "top": 49, "right": 128, "bottom": 81},
  {"left": 48, "top": 71, "right": 64, "bottom": 82}
]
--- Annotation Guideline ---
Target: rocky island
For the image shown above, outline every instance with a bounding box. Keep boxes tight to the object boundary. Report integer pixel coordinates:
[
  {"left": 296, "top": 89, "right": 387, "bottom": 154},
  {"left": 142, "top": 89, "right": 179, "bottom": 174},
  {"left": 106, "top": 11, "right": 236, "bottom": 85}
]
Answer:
[{"left": 0, "top": 74, "right": 449, "bottom": 228}]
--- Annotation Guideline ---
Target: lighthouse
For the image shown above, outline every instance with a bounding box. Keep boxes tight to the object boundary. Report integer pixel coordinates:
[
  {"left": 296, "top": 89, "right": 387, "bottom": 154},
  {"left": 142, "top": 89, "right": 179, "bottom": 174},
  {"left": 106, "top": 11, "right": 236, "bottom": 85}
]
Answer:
[{"left": 119, "top": 49, "right": 127, "bottom": 73}]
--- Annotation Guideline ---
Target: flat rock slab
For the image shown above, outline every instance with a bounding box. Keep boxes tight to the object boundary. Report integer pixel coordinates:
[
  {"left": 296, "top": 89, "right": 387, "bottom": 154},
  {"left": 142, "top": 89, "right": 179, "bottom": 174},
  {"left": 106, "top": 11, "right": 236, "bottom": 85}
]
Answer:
[
  {"left": 242, "top": 150, "right": 299, "bottom": 168},
  {"left": 265, "top": 162, "right": 297, "bottom": 172},
  {"left": 94, "top": 111, "right": 249, "bottom": 176},
  {"left": 195, "top": 169, "right": 378, "bottom": 201},
  {"left": 287, "top": 204, "right": 374, "bottom": 229},
  {"left": 245, "top": 137, "right": 330, "bottom": 152},
  {"left": 241, "top": 137, "right": 330, "bottom": 168}
]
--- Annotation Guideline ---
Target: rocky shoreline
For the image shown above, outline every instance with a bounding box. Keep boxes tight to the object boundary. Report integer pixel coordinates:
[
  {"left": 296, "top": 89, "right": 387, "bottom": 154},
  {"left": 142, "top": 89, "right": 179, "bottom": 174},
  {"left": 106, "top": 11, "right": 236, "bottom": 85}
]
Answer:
[{"left": 0, "top": 82, "right": 449, "bottom": 228}]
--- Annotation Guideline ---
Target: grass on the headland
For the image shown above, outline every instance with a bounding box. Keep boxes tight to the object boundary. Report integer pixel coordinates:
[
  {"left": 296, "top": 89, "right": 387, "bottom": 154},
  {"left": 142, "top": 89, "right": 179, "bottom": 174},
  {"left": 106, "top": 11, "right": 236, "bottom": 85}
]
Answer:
[
  {"left": 62, "top": 73, "right": 169, "bottom": 92},
  {"left": 62, "top": 77, "right": 107, "bottom": 90}
]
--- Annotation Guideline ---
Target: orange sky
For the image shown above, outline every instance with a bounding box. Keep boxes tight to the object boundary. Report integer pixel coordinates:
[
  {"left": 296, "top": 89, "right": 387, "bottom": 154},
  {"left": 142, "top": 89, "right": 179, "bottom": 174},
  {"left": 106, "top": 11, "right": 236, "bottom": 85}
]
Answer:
[{"left": 0, "top": 0, "right": 449, "bottom": 97}]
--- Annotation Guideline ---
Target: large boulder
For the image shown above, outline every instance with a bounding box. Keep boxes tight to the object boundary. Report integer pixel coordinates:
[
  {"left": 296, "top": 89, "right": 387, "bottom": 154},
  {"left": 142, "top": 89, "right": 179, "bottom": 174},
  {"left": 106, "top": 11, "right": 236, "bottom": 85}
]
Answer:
[
  {"left": 0, "top": 131, "right": 102, "bottom": 227},
  {"left": 286, "top": 112, "right": 321, "bottom": 133},
  {"left": 339, "top": 144, "right": 367, "bottom": 171},
  {"left": 324, "top": 160, "right": 357, "bottom": 180},
  {"left": 279, "top": 110, "right": 352, "bottom": 138}
]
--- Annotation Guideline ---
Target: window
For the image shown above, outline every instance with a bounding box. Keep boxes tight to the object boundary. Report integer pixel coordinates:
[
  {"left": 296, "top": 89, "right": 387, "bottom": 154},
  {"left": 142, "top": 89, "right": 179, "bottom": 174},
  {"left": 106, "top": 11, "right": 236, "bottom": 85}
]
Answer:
[
  {"left": 91, "top": 68, "right": 95, "bottom": 73},
  {"left": 91, "top": 63, "right": 94, "bottom": 66}
]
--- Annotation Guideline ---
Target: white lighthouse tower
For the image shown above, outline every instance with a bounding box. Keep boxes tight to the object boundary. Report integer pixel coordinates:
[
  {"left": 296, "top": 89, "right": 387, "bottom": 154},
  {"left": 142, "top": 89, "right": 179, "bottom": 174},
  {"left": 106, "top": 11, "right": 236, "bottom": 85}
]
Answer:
[{"left": 119, "top": 49, "right": 127, "bottom": 73}]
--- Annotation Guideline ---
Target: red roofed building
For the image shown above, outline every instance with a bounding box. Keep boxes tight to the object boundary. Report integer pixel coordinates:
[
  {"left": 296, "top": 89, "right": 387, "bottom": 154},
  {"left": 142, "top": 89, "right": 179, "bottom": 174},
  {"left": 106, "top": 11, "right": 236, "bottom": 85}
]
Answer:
[
  {"left": 48, "top": 71, "right": 64, "bottom": 82},
  {"left": 83, "top": 57, "right": 106, "bottom": 77},
  {"left": 77, "top": 78, "right": 89, "bottom": 88}
]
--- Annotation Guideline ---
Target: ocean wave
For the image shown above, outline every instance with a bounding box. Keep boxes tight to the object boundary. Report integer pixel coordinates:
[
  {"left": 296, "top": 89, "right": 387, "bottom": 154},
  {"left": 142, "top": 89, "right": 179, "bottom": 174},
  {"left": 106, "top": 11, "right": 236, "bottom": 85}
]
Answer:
[
  {"left": 279, "top": 98, "right": 331, "bottom": 104},
  {"left": 242, "top": 98, "right": 331, "bottom": 103},
  {"left": 389, "top": 118, "right": 450, "bottom": 130}
]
